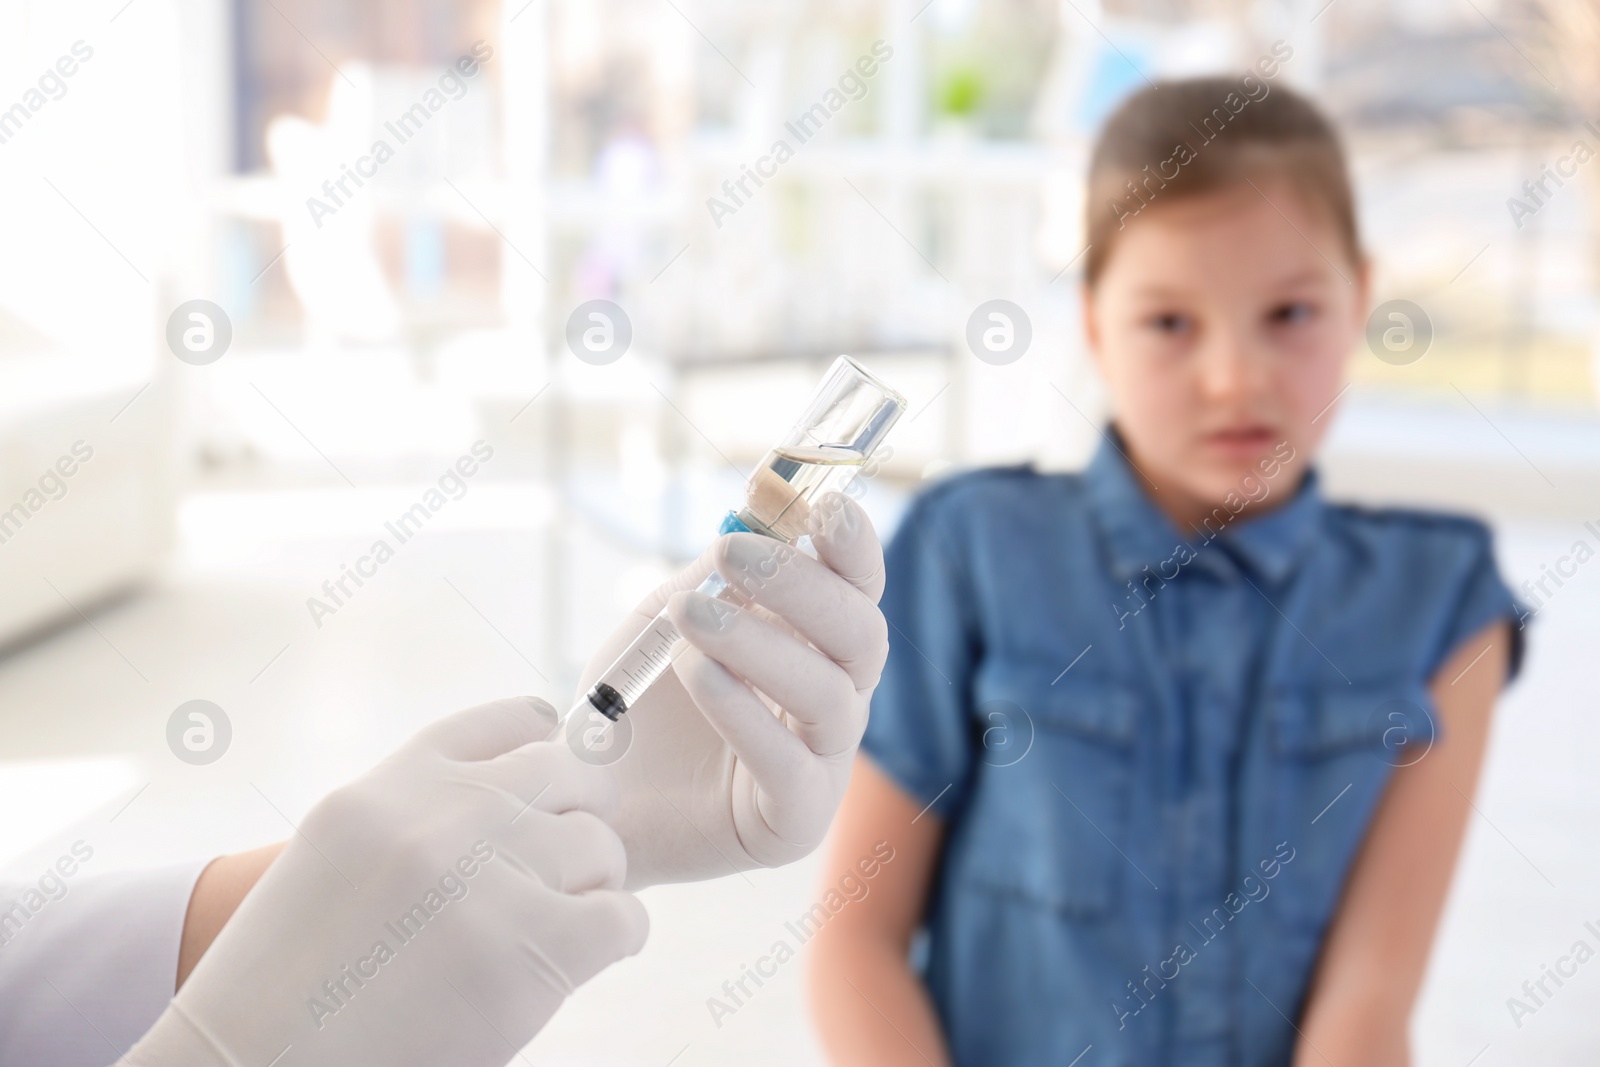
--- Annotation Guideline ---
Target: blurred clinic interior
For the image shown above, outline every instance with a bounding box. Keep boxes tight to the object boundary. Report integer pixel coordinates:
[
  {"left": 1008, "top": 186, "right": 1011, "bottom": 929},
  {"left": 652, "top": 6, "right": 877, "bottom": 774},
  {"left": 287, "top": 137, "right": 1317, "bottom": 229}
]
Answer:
[{"left": 1, "top": 0, "right": 1598, "bottom": 1063}]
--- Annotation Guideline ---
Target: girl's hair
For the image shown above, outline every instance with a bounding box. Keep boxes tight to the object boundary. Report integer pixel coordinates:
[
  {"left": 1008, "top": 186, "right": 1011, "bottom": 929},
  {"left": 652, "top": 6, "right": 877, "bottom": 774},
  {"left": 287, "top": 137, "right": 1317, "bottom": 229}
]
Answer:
[{"left": 1084, "top": 76, "right": 1363, "bottom": 287}]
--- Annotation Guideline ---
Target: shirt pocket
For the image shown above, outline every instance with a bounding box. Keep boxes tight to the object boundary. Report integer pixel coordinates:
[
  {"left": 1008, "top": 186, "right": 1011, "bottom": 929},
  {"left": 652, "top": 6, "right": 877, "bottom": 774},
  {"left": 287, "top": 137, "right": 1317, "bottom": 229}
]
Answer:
[
  {"left": 956, "top": 661, "right": 1142, "bottom": 920},
  {"left": 1264, "top": 682, "right": 1431, "bottom": 931}
]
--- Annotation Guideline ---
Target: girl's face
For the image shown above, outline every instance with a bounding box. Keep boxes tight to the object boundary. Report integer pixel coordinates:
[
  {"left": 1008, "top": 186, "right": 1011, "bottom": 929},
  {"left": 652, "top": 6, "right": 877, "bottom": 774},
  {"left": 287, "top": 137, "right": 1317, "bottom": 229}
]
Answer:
[{"left": 1083, "top": 178, "right": 1369, "bottom": 529}]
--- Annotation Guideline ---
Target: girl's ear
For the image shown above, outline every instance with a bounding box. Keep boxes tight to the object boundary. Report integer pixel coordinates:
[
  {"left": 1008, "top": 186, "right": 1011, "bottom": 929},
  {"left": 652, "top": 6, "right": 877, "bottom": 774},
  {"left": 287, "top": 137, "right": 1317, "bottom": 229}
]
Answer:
[
  {"left": 1352, "top": 257, "right": 1373, "bottom": 332},
  {"left": 1081, "top": 284, "right": 1106, "bottom": 376}
]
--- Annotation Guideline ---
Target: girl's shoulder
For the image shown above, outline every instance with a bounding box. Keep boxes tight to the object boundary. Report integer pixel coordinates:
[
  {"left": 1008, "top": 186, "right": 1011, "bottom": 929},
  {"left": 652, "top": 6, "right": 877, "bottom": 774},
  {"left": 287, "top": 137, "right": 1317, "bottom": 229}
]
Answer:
[
  {"left": 904, "top": 463, "right": 1081, "bottom": 529},
  {"left": 895, "top": 464, "right": 1097, "bottom": 567},
  {"left": 1317, "top": 500, "right": 1499, "bottom": 565},
  {"left": 1318, "top": 501, "right": 1524, "bottom": 676}
]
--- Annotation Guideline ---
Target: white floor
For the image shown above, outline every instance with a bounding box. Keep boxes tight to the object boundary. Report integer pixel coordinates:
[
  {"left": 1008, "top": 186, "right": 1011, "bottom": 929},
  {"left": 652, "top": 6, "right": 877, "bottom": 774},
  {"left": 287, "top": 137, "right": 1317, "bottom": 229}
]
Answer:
[{"left": 1, "top": 492, "right": 1597, "bottom": 1065}]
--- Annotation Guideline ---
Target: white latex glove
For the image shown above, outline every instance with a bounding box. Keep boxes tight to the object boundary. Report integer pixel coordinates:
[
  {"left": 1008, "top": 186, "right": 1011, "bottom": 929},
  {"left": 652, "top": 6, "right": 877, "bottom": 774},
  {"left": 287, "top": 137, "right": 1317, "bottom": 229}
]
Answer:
[
  {"left": 574, "top": 492, "right": 889, "bottom": 887},
  {"left": 120, "top": 698, "right": 647, "bottom": 1067}
]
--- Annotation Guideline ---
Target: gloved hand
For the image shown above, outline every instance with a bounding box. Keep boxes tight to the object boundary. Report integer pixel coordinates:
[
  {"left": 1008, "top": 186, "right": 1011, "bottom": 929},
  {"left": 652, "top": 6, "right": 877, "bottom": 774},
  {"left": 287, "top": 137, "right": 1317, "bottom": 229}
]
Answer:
[
  {"left": 120, "top": 698, "right": 647, "bottom": 1067},
  {"left": 574, "top": 492, "right": 889, "bottom": 887}
]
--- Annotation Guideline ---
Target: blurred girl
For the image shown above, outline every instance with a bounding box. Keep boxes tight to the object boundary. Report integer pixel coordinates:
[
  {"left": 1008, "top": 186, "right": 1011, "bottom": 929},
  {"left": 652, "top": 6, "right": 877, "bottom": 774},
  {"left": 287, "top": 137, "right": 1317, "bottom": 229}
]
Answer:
[{"left": 809, "top": 77, "right": 1521, "bottom": 1067}]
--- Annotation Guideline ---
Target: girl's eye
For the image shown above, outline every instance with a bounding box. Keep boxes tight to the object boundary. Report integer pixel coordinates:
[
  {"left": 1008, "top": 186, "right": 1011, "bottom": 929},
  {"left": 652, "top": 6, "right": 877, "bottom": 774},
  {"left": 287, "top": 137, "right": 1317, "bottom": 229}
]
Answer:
[
  {"left": 1146, "top": 312, "right": 1192, "bottom": 335},
  {"left": 1270, "top": 301, "right": 1316, "bottom": 326}
]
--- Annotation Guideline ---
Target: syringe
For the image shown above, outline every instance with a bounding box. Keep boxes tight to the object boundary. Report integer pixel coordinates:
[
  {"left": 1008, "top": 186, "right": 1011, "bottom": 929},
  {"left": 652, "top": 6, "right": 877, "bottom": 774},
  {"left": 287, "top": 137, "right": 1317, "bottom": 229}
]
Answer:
[{"left": 565, "top": 356, "right": 907, "bottom": 724}]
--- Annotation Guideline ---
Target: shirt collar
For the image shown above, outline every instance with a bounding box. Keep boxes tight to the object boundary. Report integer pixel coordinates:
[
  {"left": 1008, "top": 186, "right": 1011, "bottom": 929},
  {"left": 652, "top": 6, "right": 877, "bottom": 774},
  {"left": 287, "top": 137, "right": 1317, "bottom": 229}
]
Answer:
[{"left": 1083, "top": 427, "right": 1323, "bottom": 586}]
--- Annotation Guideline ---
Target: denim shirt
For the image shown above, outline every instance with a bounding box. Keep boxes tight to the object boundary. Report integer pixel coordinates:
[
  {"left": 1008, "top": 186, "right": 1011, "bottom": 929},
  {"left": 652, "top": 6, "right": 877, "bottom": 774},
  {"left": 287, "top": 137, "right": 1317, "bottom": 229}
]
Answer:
[{"left": 862, "top": 438, "right": 1522, "bottom": 1067}]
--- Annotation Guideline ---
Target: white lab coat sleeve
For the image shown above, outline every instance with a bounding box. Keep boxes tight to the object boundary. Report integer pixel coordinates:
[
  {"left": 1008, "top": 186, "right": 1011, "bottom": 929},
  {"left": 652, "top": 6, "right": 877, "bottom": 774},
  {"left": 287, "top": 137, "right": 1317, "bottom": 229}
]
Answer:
[{"left": 0, "top": 861, "right": 209, "bottom": 1067}]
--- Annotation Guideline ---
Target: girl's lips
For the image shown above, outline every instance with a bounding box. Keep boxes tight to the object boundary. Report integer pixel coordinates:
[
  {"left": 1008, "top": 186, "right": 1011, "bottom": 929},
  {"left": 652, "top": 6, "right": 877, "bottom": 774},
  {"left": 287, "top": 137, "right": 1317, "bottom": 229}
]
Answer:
[{"left": 1203, "top": 427, "right": 1277, "bottom": 456}]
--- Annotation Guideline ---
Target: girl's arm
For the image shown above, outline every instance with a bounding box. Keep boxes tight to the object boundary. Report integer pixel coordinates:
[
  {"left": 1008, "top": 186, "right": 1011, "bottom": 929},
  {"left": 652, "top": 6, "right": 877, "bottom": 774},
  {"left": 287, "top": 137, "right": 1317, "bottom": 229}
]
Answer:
[
  {"left": 1293, "top": 619, "right": 1511, "bottom": 1066},
  {"left": 809, "top": 754, "right": 953, "bottom": 1067},
  {"left": 177, "top": 842, "right": 285, "bottom": 987}
]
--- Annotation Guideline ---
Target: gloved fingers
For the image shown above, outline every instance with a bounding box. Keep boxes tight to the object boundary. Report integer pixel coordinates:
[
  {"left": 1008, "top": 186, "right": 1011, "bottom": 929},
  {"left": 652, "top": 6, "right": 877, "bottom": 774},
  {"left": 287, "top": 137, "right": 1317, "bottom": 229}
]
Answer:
[
  {"left": 668, "top": 590, "right": 864, "bottom": 758},
  {"left": 572, "top": 888, "right": 650, "bottom": 961},
  {"left": 711, "top": 532, "right": 889, "bottom": 692},
  {"left": 478, "top": 741, "right": 621, "bottom": 823},
  {"left": 411, "top": 696, "right": 561, "bottom": 761},
  {"left": 668, "top": 637, "right": 815, "bottom": 790},
  {"left": 807, "top": 493, "right": 887, "bottom": 604},
  {"left": 742, "top": 598, "right": 806, "bottom": 644},
  {"left": 496, "top": 809, "right": 629, "bottom": 893},
  {"left": 518, "top": 888, "right": 649, "bottom": 995}
]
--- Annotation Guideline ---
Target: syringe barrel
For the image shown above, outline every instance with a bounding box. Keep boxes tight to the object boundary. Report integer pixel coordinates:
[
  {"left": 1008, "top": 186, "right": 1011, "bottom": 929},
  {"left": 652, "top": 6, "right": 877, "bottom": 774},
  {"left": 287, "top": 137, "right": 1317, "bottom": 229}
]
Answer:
[{"left": 560, "top": 570, "right": 731, "bottom": 724}]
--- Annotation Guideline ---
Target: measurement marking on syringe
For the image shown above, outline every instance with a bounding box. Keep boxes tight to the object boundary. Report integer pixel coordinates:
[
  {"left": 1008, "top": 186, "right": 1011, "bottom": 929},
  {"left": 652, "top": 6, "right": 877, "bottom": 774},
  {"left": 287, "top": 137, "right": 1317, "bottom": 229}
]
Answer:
[{"left": 613, "top": 622, "right": 684, "bottom": 702}]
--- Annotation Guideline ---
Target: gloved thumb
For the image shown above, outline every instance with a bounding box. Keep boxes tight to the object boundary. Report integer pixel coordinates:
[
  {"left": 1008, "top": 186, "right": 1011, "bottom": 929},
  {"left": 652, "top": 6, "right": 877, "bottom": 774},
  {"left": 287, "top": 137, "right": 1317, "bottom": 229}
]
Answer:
[
  {"left": 410, "top": 696, "right": 562, "bottom": 761},
  {"left": 807, "top": 493, "right": 886, "bottom": 604}
]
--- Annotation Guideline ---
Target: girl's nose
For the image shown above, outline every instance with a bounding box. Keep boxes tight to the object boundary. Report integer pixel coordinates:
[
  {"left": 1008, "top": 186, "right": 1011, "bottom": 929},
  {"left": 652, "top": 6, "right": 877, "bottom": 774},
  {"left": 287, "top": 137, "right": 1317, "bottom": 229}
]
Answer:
[{"left": 1196, "top": 331, "right": 1270, "bottom": 402}]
